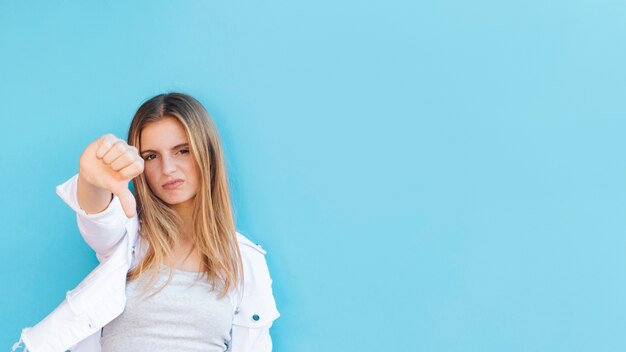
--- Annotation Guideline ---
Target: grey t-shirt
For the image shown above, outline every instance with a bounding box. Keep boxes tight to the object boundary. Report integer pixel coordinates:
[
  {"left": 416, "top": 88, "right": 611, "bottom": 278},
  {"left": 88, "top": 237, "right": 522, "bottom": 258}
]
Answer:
[{"left": 101, "top": 264, "right": 233, "bottom": 352}]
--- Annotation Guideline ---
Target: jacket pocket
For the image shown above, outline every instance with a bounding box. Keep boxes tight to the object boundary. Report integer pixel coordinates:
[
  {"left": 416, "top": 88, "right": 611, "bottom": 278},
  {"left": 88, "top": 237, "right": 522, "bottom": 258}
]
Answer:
[{"left": 232, "top": 289, "right": 280, "bottom": 329}]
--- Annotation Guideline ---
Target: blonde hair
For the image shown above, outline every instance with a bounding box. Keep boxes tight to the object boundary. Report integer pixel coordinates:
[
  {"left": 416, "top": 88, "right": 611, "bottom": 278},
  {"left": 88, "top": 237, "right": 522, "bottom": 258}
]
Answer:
[{"left": 126, "top": 93, "right": 242, "bottom": 299}]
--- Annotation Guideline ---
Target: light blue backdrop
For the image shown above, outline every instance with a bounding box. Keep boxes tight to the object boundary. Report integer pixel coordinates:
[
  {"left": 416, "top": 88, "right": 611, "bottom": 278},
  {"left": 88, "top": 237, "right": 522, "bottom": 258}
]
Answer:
[{"left": 1, "top": 1, "right": 625, "bottom": 351}]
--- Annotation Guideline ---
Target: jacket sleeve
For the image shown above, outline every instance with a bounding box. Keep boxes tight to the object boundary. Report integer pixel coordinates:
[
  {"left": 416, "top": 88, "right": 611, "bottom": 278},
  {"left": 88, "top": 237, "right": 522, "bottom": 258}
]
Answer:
[
  {"left": 230, "top": 242, "right": 280, "bottom": 351},
  {"left": 56, "top": 173, "right": 132, "bottom": 262}
]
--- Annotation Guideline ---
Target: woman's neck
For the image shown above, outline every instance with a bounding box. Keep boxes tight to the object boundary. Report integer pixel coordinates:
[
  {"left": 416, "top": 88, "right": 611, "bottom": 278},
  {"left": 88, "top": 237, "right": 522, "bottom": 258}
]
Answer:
[{"left": 171, "top": 200, "right": 194, "bottom": 244}]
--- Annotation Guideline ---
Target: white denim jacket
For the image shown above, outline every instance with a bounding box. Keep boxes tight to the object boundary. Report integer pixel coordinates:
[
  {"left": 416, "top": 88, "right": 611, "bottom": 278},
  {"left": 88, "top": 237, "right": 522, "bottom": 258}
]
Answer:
[{"left": 11, "top": 174, "right": 280, "bottom": 352}]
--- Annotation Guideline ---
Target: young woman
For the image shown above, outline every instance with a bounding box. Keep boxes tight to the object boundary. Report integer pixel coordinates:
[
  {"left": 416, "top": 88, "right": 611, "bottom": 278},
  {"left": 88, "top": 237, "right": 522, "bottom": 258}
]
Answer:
[{"left": 12, "top": 93, "right": 279, "bottom": 352}]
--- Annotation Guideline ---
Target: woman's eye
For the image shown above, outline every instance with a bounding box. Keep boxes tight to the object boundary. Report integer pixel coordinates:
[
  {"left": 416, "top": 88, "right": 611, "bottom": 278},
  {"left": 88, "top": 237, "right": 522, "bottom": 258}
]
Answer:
[
  {"left": 179, "top": 149, "right": 190, "bottom": 155},
  {"left": 144, "top": 154, "right": 156, "bottom": 161}
]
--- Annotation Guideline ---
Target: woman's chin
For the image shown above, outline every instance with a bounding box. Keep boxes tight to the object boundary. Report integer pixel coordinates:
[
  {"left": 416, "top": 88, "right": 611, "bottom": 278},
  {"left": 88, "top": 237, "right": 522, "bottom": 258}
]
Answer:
[{"left": 162, "top": 196, "right": 194, "bottom": 208}]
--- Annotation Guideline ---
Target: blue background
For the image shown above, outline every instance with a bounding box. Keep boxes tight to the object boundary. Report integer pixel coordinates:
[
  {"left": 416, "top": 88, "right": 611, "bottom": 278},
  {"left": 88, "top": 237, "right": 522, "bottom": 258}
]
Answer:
[{"left": 1, "top": 0, "right": 625, "bottom": 351}]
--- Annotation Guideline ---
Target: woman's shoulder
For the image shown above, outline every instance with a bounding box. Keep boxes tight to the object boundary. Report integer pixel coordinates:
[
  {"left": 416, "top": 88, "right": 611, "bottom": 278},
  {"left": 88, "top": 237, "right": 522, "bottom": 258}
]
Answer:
[
  {"left": 236, "top": 231, "right": 268, "bottom": 256},
  {"left": 234, "top": 231, "right": 275, "bottom": 286}
]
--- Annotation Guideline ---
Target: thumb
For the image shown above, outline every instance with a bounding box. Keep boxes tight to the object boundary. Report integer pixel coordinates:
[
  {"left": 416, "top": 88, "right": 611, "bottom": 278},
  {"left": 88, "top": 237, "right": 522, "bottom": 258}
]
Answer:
[{"left": 113, "top": 186, "right": 137, "bottom": 218}]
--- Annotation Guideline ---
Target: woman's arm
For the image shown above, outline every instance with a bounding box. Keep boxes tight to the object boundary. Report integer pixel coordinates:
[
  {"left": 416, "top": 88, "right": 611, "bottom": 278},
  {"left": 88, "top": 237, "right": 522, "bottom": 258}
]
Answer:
[
  {"left": 59, "top": 134, "right": 144, "bottom": 261},
  {"left": 77, "top": 173, "right": 113, "bottom": 215},
  {"left": 57, "top": 175, "right": 128, "bottom": 262}
]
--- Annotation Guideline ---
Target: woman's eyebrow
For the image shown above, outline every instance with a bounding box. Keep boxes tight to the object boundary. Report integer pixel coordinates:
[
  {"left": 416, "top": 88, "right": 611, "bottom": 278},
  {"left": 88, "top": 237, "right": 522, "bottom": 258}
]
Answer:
[{"left": 140, "top": 143, "right": 189, "bottom": 154}]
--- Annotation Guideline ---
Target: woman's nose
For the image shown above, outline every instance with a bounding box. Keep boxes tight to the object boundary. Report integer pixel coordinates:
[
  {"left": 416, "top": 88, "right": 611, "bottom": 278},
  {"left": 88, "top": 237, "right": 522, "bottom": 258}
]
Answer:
[{"left": 161, "top": 156, "right": 177, "bottom": 174}]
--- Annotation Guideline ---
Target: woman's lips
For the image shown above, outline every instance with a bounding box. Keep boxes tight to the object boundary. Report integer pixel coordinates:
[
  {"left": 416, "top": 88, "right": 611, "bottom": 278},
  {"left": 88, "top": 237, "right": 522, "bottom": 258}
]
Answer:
[{"left": 162, "top": 179, "right": 184, "bottom": 190}]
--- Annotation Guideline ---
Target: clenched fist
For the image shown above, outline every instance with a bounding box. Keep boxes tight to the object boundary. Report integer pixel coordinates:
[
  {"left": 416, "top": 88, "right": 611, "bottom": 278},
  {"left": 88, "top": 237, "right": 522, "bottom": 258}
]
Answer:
[{"left": 79, "top": 134, "right": 144, "bottom": 218}]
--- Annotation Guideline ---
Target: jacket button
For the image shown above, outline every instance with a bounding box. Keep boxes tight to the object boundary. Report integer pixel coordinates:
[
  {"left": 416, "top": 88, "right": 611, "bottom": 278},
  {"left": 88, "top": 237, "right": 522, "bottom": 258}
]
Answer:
[{"left": 252, "top": 314, "right": 260, "bottom": 321}]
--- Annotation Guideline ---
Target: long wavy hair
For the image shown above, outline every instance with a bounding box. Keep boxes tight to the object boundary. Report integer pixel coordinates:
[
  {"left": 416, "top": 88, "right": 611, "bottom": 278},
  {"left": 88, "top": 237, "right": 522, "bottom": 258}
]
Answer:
[{"left": 126, "top": 93, "right": 242, "bottom": 299}]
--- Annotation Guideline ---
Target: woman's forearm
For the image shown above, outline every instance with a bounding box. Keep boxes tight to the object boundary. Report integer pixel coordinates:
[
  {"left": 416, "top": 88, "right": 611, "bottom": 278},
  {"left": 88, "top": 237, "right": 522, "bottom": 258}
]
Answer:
[{"left": 77, "top": 173, "right": 113, "bottom": 214}]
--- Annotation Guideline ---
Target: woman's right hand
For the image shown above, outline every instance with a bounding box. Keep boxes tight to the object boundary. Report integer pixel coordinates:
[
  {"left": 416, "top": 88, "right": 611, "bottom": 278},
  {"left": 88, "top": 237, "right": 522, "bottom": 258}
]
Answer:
[{"left": 78, "top": 134, "right": 145, "bottom": 218}]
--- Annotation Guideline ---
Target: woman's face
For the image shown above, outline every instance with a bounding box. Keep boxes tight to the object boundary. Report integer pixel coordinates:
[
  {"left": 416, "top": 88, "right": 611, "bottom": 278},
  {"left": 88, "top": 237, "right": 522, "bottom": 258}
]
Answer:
[{"left": 139, "top": 117, "right": 200, "bottom": 210}]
